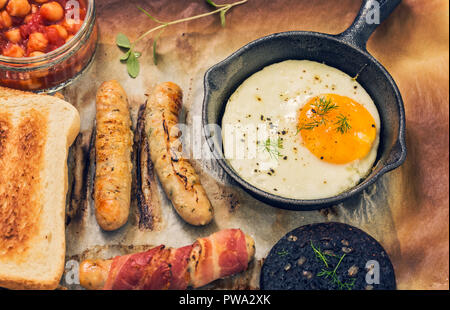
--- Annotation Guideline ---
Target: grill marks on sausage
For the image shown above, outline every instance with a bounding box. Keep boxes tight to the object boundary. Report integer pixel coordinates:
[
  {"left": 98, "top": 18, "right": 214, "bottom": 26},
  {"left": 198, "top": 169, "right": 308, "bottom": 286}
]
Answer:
[
  {"left": 146, "top": 82, "right": 213, "bottom": 225},
  {"left": 161, "top": 111, "right": 195, "bottom": 192},
  {"left": 0, "top": 110, "right": 47, "bottom": 258}
]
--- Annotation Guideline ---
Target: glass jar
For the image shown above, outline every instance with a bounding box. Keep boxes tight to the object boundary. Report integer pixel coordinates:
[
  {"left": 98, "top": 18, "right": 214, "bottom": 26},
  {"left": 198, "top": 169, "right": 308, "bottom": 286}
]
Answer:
[{"left": 0, "top": 0, "right": 98, "bottom": 93}]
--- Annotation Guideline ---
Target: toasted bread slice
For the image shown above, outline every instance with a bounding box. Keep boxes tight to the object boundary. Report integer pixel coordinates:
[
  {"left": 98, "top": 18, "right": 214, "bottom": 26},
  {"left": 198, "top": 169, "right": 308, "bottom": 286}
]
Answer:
[
  {"left": 0, "top": 86, "right": 39, "bottom": 98},
  {"left": 0, "top": 86, "right": 80, "bottom": 290}
]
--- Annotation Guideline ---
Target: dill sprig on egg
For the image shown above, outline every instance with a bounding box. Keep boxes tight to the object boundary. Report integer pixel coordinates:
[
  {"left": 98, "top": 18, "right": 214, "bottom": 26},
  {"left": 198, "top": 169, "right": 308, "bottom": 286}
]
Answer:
[
  {"left": 335, "top": 114, "right": 352, "bottom": 134},
  {"left": 314, "top": 97, "right": 339, "bottom": 116},
  {"left": 298, "top": 118, "right": 327, "bottom": 132},
  {"left": 261, "top": 138, "right": 284, "bottom": 160},
  {"left": 297, "top": 97, "right": 352, "bottom": 135}
]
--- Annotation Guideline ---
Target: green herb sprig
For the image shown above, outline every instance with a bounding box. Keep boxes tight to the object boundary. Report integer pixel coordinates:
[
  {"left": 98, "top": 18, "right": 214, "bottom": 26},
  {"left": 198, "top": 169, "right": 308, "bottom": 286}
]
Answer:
[
  {"left": 297, "top": 97, "right": 339, "bottom": 134},
  {"left": 297, "top": 118, "right": 327, "bottom": 132},
  {"left": 335, "top": 114, "right": 352, "bottom": 134},
  {"left": 310, "top": 241, "right": 356, "bottom": 290},
  {"left": 297, "top": 97, "right": 352, "bottom": 136},
  {"left": 311, "top": 240, "right": 329, "bottom": 268},
  {"left": 117, "top": 0, "right": 248, "bottom": 78},
  {"left": 314, "top": 97, "right": 339, "bottom": 116},
  {"left": 261, "top": 138, "right": 284, "bottom": 160},
  {"left": 277, "top": 249, "right": 289, "bottom": 256}
]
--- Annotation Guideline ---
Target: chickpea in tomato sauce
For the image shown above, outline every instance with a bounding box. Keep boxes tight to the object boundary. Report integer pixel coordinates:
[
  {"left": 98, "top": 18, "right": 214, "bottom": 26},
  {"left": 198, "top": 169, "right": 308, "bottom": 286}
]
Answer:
[{"left": 0, "top": 0, "right": 86, "bottom": 57}]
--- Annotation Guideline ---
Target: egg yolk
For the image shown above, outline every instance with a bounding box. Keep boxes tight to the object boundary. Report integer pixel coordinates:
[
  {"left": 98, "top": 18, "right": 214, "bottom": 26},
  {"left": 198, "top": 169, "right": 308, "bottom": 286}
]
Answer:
[{"left": 298, "top": 94, "right": 377, "bottom": 164}]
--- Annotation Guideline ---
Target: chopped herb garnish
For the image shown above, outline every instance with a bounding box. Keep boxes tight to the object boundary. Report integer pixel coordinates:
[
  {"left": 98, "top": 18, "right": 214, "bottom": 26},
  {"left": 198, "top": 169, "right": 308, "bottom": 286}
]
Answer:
[
  {"left": 297, "top": 118, "right": 327, "bottom": 133},
  {"left": 311, "top": 240, "right": 329, "bottom": 268},
  {"left": 314, "top": 97, "right": 339, "bottom": 116},
  {"left": 335, "top": 114, "right": 352, "bottom": 134},
  {"left": 277, "top": 249, "right": 289, "bottom": 256},
  {"left": 260, "top": 138, "right": 283, "bottom": 160},
  {"left": 297, "top": 97, "right": 353, "bottom": 136},
  {"left": 310, "top": 241, "right": 356, "bottom": 290},
  {"left": 297, "top": 97, "right": 338, "bottom": 134}
]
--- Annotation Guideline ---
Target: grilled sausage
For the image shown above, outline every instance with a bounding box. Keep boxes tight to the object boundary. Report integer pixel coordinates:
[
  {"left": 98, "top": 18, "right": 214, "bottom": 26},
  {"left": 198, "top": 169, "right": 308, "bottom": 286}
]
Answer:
[
  {"left": 94, "top": 80, "right": 133, "bottom": 231},
  {"left": 79, "top": 259, "right": 113, "bottom": 290},
  {"left": 145, "top": 82, "right": 213, "bottom": 226}
]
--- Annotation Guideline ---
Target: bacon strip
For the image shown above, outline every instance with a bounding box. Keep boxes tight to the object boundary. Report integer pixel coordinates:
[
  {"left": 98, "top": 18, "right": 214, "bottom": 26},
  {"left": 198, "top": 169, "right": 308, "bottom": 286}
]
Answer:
[
  {"left": 81, "top": 229, "right": 252, "bottom": 290},
  {"left": 190, "top": 229, "right": 249, "bottom": 288},
  {"left": 103, "top": 254, "right": 133, "bottom": 290},
  {"left": 167, "top": 245, "right": 193, "bottom": 290}
]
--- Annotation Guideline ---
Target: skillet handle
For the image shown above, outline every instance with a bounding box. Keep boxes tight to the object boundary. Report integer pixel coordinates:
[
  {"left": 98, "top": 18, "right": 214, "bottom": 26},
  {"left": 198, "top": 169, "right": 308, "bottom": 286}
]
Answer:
[
  {"left": 337, "top": 0, "right": 402, "bottom": 50},
  {"left": 383, "top": 137, "right": 407, "bottom": 172}
]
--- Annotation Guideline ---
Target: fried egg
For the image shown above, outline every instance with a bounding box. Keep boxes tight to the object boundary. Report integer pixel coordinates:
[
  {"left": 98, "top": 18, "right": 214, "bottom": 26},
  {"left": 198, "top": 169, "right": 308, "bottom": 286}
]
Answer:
[{"left": 222, "top": 60, "right": 380, "bottom": 200}]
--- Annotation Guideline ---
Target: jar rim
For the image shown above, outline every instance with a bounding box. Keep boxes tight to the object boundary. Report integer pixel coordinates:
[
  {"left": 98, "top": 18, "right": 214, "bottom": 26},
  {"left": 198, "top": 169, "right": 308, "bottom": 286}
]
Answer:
[{"left": 0, "top": 0, "right": 96, "bottom": 65}]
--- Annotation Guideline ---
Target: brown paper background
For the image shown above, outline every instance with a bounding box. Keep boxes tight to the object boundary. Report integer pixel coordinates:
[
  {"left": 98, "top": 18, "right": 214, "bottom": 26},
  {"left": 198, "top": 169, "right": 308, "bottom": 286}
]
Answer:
[{"left": 61, "top": 0, "right": 449, "bottom": 290}]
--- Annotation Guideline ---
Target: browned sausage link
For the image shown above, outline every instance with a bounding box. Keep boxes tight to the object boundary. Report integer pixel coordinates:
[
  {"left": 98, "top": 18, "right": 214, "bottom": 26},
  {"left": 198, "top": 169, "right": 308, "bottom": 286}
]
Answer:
[
  {"left": 94, "top": 80, "right": 133, "bottom": 231},
  {"left": 145, "top": 82, "right": 213, "bottom": 226},
  {"left": 79, "top": 259, "right": 113, "bottom": 290}
]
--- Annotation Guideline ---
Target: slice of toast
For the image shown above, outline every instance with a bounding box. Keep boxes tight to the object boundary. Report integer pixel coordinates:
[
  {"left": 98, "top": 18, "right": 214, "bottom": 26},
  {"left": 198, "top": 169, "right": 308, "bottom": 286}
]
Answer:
[{"left": 0, "top": 86, "right": 80, "bottom": 290}]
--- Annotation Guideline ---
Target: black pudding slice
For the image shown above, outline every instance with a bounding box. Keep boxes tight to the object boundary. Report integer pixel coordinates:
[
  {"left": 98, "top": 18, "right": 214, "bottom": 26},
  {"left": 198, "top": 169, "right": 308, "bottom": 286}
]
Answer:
[{"left": 260, "top": 222, "right": 396, "bottom": 290}]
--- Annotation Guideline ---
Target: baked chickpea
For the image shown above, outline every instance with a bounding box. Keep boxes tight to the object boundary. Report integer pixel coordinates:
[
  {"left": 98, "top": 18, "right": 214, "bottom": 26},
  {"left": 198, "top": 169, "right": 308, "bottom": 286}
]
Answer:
[
  {"left": 5, "top": 28, "right": 22, "bottom": 43},
  {"left": 29, "top": 51, "right": 45, "bottom": 57},
  {"left": 0, "top": 10, "right": 12, "bottom": 28},
  {"left": 40, "top": 1, "right": 64, "bottom": 22},
  {"left": 49, "top": 24, "right": 68, "bottom": 39},
  {"left": 20, "top": 78, "right": 43, "bottom": 90},
  {"left": 0, "top": 0, "right": 8, "bottom": 10},
  {"left": 27, "top": 32, "right": 49, "bottom": 53},
  {"left": 6, "top": 0, "right": 31, "bottom": 17},
  {"left": 23, "top": 13, "right": 32, "bottom": 23},
  {"left": 3, "top": 44, "right": 25, "bottom": 57},
  {"left": 62, "top": 18, "right": 83, "bottom": 34}
]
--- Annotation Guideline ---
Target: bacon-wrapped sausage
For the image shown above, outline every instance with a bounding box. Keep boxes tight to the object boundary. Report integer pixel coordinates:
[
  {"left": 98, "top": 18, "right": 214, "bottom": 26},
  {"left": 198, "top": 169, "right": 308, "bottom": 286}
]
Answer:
[
  {"left": 79, "top": 229, "right": 255, "bottom": 290},
  {"left": 145, "top": 82, "right": 213, "bottom": 226}
]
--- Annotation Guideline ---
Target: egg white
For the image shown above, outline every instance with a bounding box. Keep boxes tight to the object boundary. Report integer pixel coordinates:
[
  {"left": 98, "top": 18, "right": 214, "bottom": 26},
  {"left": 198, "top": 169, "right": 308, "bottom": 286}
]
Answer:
[{"left": 222, "top": 60, "right": 381, "bottom": 200}]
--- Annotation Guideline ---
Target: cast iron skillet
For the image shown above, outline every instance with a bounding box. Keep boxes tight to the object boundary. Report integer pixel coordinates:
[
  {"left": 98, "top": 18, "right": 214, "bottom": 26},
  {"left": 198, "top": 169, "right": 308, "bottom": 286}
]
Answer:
[{"left": 202, "top": 0, "right": 407, "bottom": 211}]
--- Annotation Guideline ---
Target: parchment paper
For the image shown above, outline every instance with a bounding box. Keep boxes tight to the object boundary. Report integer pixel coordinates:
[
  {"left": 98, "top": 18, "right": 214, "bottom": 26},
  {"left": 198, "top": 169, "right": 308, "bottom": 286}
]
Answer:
[{"left": 60, "top": 0, "right": 449, "bottom": 290}]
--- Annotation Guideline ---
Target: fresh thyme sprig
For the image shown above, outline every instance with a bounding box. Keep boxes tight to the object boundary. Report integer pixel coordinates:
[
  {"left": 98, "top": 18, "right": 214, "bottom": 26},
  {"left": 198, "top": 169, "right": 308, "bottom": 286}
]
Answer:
[
  {"left": 117, "top": 0, "right": 248, "bottom": 78},
  {"left": 310, "top": 241, "right": 356, "bottom": 291},
  {"left": 335, "top": 114, "right": 352, "bottom": 134},
  {"left": 261, "top": 138, "right": 283, "bottom": 160}
]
